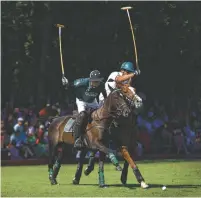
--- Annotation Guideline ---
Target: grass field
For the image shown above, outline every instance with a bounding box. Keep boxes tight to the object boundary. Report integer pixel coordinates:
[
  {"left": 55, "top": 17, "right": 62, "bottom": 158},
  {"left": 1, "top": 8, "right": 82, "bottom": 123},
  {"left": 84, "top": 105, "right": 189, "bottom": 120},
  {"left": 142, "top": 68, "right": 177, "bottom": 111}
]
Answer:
[{"left": 1, "top": 159, "right": 201, "bottom": 197}]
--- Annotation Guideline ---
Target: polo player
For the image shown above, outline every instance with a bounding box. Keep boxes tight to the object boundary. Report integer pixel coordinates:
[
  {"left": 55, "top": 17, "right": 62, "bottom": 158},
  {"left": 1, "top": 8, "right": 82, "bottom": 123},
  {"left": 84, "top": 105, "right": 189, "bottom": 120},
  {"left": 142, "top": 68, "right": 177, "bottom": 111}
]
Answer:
[
  {"left": 62, "top": 70, "right": 107, "bottom": 149},
  {"left": 99, "top": 61, "right": 142, "bottom": 105}
]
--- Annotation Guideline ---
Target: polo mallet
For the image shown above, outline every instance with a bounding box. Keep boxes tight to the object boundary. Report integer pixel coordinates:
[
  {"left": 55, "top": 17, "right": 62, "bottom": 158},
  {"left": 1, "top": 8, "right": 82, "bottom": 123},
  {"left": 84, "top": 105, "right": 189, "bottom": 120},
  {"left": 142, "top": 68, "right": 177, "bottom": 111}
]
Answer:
[
  {"left": 121, "top": 6, "right": 139, "bottom": 73},
  {"left": 56, "top": 24, "right": 65, "bottom": 77}
]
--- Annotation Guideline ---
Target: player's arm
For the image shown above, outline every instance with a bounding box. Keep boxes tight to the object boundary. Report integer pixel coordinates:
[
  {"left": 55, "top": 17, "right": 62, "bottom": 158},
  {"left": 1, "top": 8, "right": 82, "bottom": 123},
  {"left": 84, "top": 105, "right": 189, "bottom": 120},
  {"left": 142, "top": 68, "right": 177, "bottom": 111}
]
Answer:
[
  {"left": 73, "top": 78, "right": 89, "bottom": 88},
  {"left": 61, "top": 77, "right": 88, "bottom": 90},
  {"left": 115, "top": 73, "right": 134, "bottom": 83},
  {"left": 115, "top": 70, "right": 140, "bottom": 83}
]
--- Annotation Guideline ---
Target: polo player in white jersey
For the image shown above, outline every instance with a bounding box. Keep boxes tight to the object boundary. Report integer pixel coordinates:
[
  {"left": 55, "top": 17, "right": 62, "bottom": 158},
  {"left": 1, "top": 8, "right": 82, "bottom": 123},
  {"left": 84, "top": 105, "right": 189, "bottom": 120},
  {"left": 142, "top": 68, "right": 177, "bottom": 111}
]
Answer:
[{"left": 99, "top": 61, "right": 141, "bottom": 104}]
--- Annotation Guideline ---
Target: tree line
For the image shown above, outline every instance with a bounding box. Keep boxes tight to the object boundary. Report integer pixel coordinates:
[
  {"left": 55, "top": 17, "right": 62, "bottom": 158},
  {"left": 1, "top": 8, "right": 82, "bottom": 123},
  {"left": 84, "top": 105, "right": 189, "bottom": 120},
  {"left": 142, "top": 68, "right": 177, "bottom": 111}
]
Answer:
[{"left": 2, "top": 1, "right": 201, "bottom": 109}]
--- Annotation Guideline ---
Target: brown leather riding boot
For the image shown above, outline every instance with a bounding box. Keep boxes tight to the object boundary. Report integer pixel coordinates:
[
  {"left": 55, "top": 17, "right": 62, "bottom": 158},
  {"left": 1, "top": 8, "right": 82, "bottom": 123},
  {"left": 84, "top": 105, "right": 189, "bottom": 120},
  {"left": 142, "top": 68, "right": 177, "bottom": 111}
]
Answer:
[{"left": 73, "top": 111, "right": 88, "bottom": 149}]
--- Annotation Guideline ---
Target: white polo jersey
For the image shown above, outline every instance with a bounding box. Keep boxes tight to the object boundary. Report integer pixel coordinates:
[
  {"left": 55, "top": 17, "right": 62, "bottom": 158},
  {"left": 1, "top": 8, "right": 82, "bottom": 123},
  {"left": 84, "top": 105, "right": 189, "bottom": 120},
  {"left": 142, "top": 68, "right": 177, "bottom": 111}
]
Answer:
[
  {"left": 105, "top": 71, "right": 129, "bottom": 96},
  {"left": 99, "top": 71, "right": 131, "bottom": 103}
]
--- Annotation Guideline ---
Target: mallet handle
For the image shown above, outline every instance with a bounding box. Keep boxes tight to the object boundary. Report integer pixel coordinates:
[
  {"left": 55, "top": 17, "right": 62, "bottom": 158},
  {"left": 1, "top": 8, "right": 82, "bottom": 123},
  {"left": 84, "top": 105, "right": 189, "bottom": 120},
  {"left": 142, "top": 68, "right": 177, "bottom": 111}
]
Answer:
[
  {"left": 58, "top": 27, "right": 65, "bottom": 76},
  {"left": 126, "top": 9, "right": 139, "bottom": 72}
]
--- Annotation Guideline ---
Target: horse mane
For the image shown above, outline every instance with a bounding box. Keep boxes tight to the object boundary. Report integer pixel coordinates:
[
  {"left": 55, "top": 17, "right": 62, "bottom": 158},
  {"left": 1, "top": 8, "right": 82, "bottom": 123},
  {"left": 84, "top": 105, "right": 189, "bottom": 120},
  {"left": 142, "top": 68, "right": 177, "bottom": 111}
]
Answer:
[
  {"left": 116, "top": 83, "right": 135, "bottom": 100},
  {"left": 91, "top": 88, "right": 121, "bottom": 121}
]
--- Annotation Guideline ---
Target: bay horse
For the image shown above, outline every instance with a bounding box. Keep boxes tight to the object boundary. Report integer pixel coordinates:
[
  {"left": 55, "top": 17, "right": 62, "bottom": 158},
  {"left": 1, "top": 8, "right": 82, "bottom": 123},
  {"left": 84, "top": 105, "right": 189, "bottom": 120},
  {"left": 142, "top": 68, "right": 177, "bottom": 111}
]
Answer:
[
  {"left": 74, "top": 86, "right": 149, "bottom": 188},
  {"left": 48, "top": 87, "right": 133, "bottom": 185}
]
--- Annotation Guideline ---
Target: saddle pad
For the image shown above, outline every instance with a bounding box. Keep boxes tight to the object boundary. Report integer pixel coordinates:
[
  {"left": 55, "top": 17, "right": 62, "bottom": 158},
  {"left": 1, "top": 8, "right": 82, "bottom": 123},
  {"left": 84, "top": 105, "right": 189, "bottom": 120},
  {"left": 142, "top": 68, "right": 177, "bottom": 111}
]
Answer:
[{"left": 64, "top": 118, "right": 75, "bottom": 133}]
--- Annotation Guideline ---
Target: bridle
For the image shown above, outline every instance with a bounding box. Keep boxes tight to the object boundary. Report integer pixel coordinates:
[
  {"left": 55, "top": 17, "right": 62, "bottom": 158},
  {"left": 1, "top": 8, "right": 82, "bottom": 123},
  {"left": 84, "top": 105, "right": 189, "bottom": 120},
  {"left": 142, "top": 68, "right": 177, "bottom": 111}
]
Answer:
[{"left": 107, "top": 87, "right": 131, "bottom": 119}]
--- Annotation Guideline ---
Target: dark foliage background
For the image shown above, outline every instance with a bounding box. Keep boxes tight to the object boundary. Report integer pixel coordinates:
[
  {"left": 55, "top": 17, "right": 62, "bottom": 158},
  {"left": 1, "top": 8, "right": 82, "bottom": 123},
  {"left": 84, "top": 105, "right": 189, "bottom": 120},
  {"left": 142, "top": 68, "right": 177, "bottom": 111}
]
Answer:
[{"left": 1, "top": 1, "right": 201, "bottom": 110}]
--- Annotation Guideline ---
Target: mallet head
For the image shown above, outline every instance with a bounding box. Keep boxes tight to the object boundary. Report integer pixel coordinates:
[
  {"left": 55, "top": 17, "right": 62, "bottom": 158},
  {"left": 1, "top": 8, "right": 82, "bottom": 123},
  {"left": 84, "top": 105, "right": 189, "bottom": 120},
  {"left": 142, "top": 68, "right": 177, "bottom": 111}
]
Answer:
[
  {"left": 56, "top": 24, "right": 65, "bottom": 28},
  {"left": 121, "top": 6, "right": 133, "bottom": 10}
]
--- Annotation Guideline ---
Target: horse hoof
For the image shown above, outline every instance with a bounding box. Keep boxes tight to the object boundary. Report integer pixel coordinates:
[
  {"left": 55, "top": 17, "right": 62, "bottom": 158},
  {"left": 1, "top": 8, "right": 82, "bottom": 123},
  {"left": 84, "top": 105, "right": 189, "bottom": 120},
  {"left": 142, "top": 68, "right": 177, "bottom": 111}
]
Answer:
[
  {"left": 84, "top": 168, "right": 90, "bottom": 176},
  {"left": 121, "top": 176, "right": 127, "bottom": 185},
  {"left": 84, "top": 167, "right": 93, "bottom": 176},
  {"left": 141, "top": 181, "right": 149, "bottom": 189},
  {"left": 72, "top": 178, "right": 79, "bottom": 185},
  {"left": 50, "top": 178, "right": 58, "bottom": 185},
  {"left": 116, "top": 165, "right": 123, "bottom": 171},
  {"left": 99, "top": 184, "right": 107, "bottom": 188}
]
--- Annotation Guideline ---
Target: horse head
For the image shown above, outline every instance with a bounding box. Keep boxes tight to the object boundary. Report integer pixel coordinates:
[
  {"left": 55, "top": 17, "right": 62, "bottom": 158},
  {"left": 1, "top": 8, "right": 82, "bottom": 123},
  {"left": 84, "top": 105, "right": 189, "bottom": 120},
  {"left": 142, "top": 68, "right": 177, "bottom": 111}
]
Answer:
[
  {"left": 110, "top": 83, "right": 144, "bottom": 116},
  {"left": 107, "top": 85, "right": 132, "bottom": 118}
]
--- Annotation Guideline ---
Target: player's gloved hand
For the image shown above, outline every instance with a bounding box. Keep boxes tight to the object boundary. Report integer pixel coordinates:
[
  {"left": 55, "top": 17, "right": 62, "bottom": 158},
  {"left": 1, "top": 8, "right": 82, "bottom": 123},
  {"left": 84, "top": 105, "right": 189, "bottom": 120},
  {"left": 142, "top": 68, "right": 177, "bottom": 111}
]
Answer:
[
  {"left": 62, "top": 76, "right": 69, "bottom": 86},
  {"left": 134, "top": 70, "right": 141, "bottom": 76}
]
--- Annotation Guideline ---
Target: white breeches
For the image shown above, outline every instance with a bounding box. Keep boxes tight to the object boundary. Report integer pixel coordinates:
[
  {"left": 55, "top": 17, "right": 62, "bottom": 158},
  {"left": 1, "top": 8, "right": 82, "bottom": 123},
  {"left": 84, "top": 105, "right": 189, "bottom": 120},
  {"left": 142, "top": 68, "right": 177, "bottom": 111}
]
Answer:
[{"left": 76, "top": 98, "right": 99, "bottom": 113}]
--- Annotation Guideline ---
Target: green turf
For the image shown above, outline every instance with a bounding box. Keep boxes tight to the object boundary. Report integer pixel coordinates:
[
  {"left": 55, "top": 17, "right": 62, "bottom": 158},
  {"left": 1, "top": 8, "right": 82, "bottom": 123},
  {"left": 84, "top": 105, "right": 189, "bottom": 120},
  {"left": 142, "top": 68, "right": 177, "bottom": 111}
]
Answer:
[{"left": 1, "top": 159, "right": 201, "bottom": 197}]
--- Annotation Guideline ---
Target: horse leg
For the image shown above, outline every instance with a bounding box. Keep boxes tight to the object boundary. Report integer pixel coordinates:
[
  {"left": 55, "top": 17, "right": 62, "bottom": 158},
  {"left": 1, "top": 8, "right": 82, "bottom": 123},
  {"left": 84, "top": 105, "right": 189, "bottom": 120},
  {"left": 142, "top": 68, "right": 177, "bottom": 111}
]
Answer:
[
  {"left": 95, "top": 141, "right": 122, "bottom": 170},
  {"left": 84, "top": 151, "right": 96, "bottom": 176},
  {"left": 52, "top": 142, "right": 64, "bottom": 184},
  {"left": 120, "top": 160, "right": 129, "bottom": 185},
  {"left": 48, "top": 140, "right": 57, "bottom": 185},
  {"left": 73, "top": 149, "right": 87, "bottom": 185},
  {"left": 120, "top": 146, "right": 149, "bottom": 189},
  {"left": 98, "top": 151, "right": 107, "bottom": 188}
]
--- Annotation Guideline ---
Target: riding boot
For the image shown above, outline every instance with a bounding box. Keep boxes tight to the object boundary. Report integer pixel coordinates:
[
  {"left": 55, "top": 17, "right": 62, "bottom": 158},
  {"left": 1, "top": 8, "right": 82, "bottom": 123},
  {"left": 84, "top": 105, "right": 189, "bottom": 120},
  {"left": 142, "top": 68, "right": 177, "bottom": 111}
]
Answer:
[{"left": 73, "top": 111, "right": 88, "bottom": 149}]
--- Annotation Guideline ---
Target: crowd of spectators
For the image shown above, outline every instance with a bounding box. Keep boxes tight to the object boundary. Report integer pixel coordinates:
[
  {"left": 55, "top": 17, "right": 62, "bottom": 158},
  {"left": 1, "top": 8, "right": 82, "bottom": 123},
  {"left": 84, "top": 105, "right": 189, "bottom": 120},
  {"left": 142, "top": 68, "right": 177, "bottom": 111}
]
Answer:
[
  {"left": 1, "top": 104, "right": 58, "bottom": 160},
  {"left": 1, "top": 99, "right": 201, "bottom": 161},
  {"left": 135, "top": 102, "right": 201, "bottom": 157}
]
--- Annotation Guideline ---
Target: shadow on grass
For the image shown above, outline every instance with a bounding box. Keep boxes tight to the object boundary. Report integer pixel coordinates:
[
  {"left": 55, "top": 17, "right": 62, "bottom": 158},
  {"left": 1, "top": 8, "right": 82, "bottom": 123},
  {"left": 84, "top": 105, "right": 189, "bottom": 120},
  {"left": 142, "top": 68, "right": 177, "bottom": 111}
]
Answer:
[
  {"left": 108, "top": 183, "right": 201, "bottom": 189},
  {"left": 136, "top": 158, "right": 201, "bottom": 164},
  {"left": 62, "top": 183, "right": 201, "bottom": 190}
]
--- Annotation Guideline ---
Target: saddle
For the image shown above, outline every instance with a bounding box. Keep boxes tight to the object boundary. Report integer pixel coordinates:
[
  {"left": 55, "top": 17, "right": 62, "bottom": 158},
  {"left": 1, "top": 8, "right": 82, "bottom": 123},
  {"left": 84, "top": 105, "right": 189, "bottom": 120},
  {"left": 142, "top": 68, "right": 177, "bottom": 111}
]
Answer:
[{"left": 59, "top": 111, "right": 94, "bottom": 143}]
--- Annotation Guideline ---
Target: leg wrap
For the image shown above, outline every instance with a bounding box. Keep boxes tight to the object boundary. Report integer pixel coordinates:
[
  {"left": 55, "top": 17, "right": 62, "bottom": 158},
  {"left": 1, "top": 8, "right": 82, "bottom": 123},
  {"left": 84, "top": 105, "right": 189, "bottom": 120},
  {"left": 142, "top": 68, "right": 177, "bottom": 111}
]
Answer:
[
  {"left": 53, "top": 147, "right": 63, "bottom": 179},
  {"left": 133, "top": 167, "right": 145, "bottom": 183},
  {"left": 53, "top": 160, "right": 61, "bottom": 178},
  {"left": 49, "top": 168, "right": 54, "bottom": 179},
  {"left": 98, "top": 161, "right": 105, "bottom": 186},
  {"left": 108, "top": 153, "right": 119, "bottom": 166},
  {"left": 75, "top": 165, "right": 83, "bottom": 181},
  {"left": 98, "top": 170, "right": 105, "bottom": 186},
  {"left": 88, "top": 152, "right": 95, "bottom": 170},
  {"left": 121, "top": 161, "right": 129, "bottom": 185},
  {"left": 74, "top": 150, "right": 86, "bottom": 182},
  {"left": 84, "top": 152, "right": 95, "bottom": 176}
]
